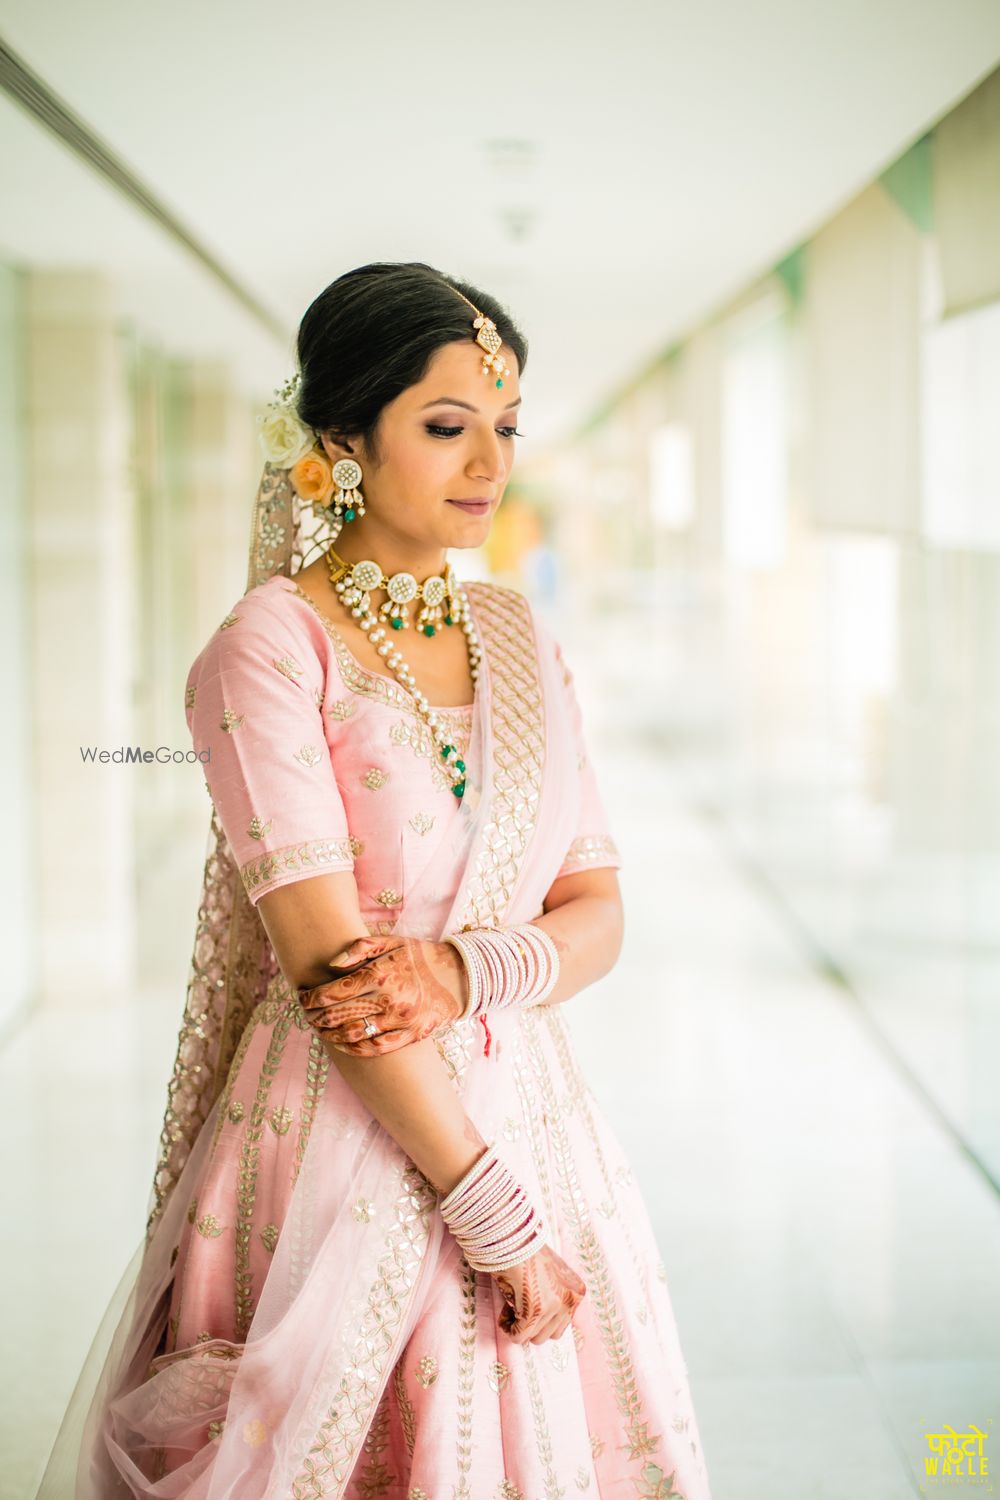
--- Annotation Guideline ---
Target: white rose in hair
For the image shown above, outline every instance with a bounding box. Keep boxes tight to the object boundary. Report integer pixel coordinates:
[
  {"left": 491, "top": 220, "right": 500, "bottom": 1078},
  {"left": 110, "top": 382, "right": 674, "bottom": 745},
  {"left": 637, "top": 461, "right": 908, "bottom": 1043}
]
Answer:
[{"left": 257, "top": 407, "right": 315, "bottom": 467}]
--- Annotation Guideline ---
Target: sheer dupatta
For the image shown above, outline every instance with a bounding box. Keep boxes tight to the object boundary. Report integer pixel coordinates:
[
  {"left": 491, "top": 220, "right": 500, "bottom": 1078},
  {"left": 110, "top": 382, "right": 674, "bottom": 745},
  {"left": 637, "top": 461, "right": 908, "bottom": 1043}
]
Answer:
[{"left": 38, "top": 463, "right": 582, "bottom": 1499}]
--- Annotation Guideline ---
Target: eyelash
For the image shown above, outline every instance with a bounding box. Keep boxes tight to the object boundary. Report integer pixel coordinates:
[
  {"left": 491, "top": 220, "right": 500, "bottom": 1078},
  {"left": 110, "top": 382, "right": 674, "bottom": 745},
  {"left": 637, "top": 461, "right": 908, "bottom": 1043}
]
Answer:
[{"left": 426, "top": 424, "right": 523, "bottom": 439}]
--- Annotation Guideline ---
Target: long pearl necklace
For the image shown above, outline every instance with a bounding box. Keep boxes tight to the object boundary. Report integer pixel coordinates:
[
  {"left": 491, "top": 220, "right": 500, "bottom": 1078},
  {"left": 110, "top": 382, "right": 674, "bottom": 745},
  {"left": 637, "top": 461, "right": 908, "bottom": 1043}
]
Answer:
[{"left": 324, "top": 545, "right": 480, "bottom": 799}]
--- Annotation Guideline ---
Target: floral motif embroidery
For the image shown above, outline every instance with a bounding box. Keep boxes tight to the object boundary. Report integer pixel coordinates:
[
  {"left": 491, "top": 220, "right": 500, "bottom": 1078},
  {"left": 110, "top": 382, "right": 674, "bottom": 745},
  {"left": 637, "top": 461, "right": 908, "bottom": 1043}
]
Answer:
[
  {"left": 352, "top": 1198, "right": 375, "bottom": 1223},
  {"left": 312, "top": 687, "right": 324, "bottom": 709},
  {"left": 549, "top": 1340, "right": 571, "bottom": 1371},
  {"left": 196, "top": 1330, "right": 213, "bottom": 1343},
  {"left": 268, "top": 1106, "right": 294, "bottom": 1136},
  {"left": 220, "top": 708, "right": 246, "bottom": 733},
  {"left": 228, "top": 1101, "right": 245, "bottom": 1124},
  {"left": 574, "top": 1469, "right": 591, "bottom": 1491},
  {"left": 487, "top": 1361, "right": 511, "bottom": 1393},
  {"left": 572, "top": 1324, "right": 585, "bottom": 1350},
  {"left": 327, "top": 697, "right": 358, "bottom": 720},
  {"left": 208, "top": 1420, "right": 226, "bottom": 1440},
  {"left": 350, "top": 834, "right": 365, "bottom": 857},
  {"left": 598, "top": 1200, "right": 615, "bottom": 1218},
  {"left": 362, "top": 767, "right": 390, "bottom": 790},
  {"left": 219, "top": 613, "right": 240, "bottom": 630},
  {"left": 501, "top": 1116, "right": 521, "bottom": 1141},
  {"left": 590, "top": 1434, "right": 605, "bottom": 1459},
  {"left": 407, "top": 1489, "right": 429, "bottom": 1500},
  {"left": 498, "top": 1482, "right": 523, "bottom": 1500},
  {"left": 375, "top": 889, "right": 401, "bottom": 907},
  {"left": 195, "top": 1213, "right": 224, "bottom": 1238},
  {"left": 616, "top": 1166, "right": 633, "bottom": 1189},
  {"left": 248, "top": 816, "right": 272, "bottom": 841},
  {"left": 294, "top": 744, "right": 323, "bottom": 768},
  {"left": 414, "top": 1354, "right": 438, "bottom": 1388},
  {"left": 185, "top": 683, "right": 196, "bottom": 709},
  {"left": 260, "top": 1223, "right": 279, "bottom": 1254},
  {"left": 633, "top": 1464, "right": 685, "bottom": 1499},
  {"left": 272, "top": 654, "right": 303, "bottom": 679},
  {"left": 409, "top": 812, "right": 435, "bottom": 835}
]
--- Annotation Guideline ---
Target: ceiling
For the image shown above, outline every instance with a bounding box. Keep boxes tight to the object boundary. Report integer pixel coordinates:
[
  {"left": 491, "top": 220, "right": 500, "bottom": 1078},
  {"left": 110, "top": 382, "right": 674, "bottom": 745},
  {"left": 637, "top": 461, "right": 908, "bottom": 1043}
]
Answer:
[{"left": 1, "top": 0, "right": 999, "bottom": 449}]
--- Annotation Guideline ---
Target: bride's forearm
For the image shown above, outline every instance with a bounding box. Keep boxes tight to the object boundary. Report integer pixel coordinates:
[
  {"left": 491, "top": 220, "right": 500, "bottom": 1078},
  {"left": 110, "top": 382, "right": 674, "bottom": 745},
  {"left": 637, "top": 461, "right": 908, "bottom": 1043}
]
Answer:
[
  {"left": 524, "top": 892, "right": 624, "bottom": 1008},
  {"left": 321, "top": 1037, "right": 488, "bottom": 1196}
]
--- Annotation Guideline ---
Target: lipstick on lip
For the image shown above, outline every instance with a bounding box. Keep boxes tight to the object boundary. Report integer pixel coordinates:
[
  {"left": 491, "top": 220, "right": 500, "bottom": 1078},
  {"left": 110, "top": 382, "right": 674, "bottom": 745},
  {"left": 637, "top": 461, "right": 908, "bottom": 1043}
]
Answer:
[{"left": 446, "top": 497, "right": 492, "bottom": 511}]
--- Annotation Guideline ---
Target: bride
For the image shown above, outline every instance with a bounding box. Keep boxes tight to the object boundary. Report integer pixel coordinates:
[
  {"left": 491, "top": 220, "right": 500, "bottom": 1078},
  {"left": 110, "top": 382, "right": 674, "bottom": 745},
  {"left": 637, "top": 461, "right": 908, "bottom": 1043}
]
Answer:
[{"left": 38, "top": 259, "right": 713, "bottom": 1499}]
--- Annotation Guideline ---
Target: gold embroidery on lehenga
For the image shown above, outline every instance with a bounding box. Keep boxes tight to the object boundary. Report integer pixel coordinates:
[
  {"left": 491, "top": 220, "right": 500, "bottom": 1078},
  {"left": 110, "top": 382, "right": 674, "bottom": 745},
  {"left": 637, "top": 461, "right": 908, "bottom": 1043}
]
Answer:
[
  {"left": 240, "top": 837, "right": 354, "bottom": 899},
  {"left": 375, "top": 888, "right": 402, "bottom": 907},
  {"left": 498, "top": 1482, "right": 524, "bottom": 1500},
  {"left": 291, "top": 1032, "right": 330, "bottom": 1189},
  {"left": 414, "top": 1354, "right": 438, "bottom": 1388},
  {"left": 409, "top": 812, "right": 434, "bottom": 835},
  {"left": 268, "top": 1105, "right": 294, "bottom": 1135},
  {"left": 354, "top": 1388, "right": 396, "bottom": 1497},
  {"left": 350, "top": 834, "right": 365, "bottom": 857},
  {"left": 220, "top": 707, "right": 246, "bottom": 732},
  {"left": 290, "top": 1163, "right": 437, "bottom": 1496},
  {"left": 219, "top": 612, "right": 240, "bottom": 630},
  {"left": 393, "top": 1358, "right": 418, "bottom": 1458},
  {"left": 362, "top": 767, "right": 390, "bottom": 790},
  {"left": 523, "top": 1010, "right": 662, "bottom": 1468},
  {"left": 248, "top": 816, "right": 272, "bottom": 840},
  {"left": 294, "top": 744, "right": 323, "bottom": 767},
  {"left": 575, "top": 1468, "right": 591, "bottom": 1491},
  {"left": 195, "top": 1213, "right": 224, "bottom": 1238},
  {"left": 185, "top": 683, "right": 196, "bottom": 709},
  {"left": 522, "top": 1343, "right": 565, "bottom": 1499},
  {"left": 352, "top": 1197, "right": 375, "bottom": 1223},
  {"left": 260, "top": 1223, "right": 279, "bottom": 1254},
  {"left": 327, "top": 697, "right": 357, "bottom": 720},
  {"left": 273, "top": 654, "right": 303, "bottom": 679},
  {"left": 453, "top": 1259, "right": 478, "bottom": 1498},
  {"left": 228, "top": 1100, "right": 245, "bottom": 1124},
  {"left": 548, "top": 1012, "right": 654, "bottom": 1319},
  {"left": 486, "top": 1360, "right": 510, "bottom": 1393},
  {"left": 453, "top": 584, "right": 545, "bottom": 932},
  {"left": 234, "top": 1001, "right": 295, "bottom": 1339}
]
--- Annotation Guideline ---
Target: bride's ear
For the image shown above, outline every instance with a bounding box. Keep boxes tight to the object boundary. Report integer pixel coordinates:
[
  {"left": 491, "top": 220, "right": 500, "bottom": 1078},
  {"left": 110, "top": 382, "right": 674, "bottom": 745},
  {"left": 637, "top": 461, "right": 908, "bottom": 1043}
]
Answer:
[{"left": 318, "top": 430, "right": 362, "bottom": 467}]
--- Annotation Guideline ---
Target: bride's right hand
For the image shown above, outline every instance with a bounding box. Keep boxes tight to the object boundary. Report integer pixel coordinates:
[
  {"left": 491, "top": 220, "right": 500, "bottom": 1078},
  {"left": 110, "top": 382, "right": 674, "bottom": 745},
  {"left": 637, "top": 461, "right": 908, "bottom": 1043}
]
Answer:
[{"left": 492, "top": 1243, "right": 587, "bottom": 1345}]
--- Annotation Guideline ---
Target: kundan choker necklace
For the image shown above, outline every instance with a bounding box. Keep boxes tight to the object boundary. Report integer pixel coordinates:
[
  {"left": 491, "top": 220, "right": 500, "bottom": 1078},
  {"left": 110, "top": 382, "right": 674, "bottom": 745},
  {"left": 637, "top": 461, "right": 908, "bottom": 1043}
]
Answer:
[{"left": 324, "top": 543, "right": 480, "bottom": 798}]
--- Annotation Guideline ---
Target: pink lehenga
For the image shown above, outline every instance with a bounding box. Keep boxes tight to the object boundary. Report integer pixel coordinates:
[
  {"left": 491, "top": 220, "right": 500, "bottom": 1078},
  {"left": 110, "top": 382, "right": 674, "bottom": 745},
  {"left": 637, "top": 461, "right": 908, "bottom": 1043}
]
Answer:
[{"left": 38, "top": 466, "right": 712, "bottom": 1500}]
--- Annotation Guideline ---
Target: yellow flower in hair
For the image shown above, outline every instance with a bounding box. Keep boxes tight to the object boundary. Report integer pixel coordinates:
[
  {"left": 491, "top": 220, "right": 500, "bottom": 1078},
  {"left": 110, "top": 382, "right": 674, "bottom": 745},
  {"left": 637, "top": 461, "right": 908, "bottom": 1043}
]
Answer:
[
  {"left": 256, "top": 406, "right": 315, "bottom": 467},
  {"left": 289, "top": 448, "right": 334, "bottom": 506}
]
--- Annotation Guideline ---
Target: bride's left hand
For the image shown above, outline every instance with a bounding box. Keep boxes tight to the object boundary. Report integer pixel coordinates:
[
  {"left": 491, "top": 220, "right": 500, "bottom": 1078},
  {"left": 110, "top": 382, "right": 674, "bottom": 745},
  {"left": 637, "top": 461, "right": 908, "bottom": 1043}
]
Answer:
[{"left": 297, "top": 935, "right": 467, "bottom": 1055}]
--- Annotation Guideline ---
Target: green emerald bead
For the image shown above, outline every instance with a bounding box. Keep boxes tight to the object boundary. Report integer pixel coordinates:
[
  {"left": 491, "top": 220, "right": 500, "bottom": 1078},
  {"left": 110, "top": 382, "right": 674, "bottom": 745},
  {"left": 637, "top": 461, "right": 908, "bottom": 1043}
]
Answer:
[
  {"left": 423, "top": 624, "right": 435, "bottom": 637},
  {"left": 345, "top": 508, "right": 356, "bottom": 521},
  {"left": 444, "top": 613, "right": 453, "bottom": 626},
  {"left": 495, "top": 378, "right": 502, "bottom": 388},
  {"left": 452, "top": 780, "right": 466, "bottom": 797},
  {"left": 440, "top": 744, "right": 454, "bottom": 758},
  {"left": 391, "top": 617, "right": 403, "bottom": 629},
  {"left": 455, "top": 759, "right": 465, "bottom": 773}
]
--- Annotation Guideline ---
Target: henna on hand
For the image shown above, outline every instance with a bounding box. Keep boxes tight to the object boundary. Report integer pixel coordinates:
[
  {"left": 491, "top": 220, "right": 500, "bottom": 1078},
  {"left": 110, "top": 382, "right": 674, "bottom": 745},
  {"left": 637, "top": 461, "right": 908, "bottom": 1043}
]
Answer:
[{"left": 298, "top": 937, "right": 467, "bottom": 1055}]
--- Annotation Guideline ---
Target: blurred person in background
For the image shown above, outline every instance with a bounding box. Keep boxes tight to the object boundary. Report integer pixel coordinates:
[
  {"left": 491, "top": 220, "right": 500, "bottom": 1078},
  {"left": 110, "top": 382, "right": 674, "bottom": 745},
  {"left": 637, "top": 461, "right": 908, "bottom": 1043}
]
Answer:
[{"left": 38, "top": 261, "right": 712, "bottom": 1499}]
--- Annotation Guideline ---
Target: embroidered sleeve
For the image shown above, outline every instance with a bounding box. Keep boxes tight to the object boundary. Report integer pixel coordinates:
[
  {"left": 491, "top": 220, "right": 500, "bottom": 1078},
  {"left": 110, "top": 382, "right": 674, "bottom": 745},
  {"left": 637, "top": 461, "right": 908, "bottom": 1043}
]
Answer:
[
  {"left": 185, "top": 596, "right": 354, "bottom": 905},
  {"left": 550, "top": 631, "right": 623, "bottom": 878}
]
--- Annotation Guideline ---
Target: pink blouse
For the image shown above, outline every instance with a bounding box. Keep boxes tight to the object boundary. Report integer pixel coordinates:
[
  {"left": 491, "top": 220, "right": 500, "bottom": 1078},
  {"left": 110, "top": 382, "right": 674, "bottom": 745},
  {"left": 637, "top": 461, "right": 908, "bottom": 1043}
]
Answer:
[{"left": 184, "top": 575, "right": 620, "bottom": 927}]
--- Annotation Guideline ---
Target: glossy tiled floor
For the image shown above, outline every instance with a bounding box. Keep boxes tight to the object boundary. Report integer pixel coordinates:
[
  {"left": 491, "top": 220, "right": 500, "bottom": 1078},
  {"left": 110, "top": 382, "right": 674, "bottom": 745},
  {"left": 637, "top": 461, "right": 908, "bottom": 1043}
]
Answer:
[{"left": 4, "top": 703, "right": 998, "bottom": 1498}]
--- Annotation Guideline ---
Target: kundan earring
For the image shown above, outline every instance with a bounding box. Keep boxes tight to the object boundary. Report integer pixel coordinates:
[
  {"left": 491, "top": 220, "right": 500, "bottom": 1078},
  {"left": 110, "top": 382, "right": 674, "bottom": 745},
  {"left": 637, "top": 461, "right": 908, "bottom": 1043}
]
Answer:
[{"left": 330, "top": 458, "right": 366, "bottom": 525}]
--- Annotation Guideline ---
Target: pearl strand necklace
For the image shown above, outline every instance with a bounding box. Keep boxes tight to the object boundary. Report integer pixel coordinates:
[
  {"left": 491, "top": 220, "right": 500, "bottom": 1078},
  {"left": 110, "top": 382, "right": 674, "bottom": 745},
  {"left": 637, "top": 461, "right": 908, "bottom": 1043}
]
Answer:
[{"left": 325, "top": 545, "right": 481, "bottom": 799}]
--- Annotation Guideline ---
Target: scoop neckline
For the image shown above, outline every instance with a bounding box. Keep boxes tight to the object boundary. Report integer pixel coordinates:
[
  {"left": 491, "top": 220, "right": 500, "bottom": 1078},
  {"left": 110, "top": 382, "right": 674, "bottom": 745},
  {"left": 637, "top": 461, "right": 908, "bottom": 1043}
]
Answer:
[{"left": 273, "top": 574, "right": 477, "bottom": 713}]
